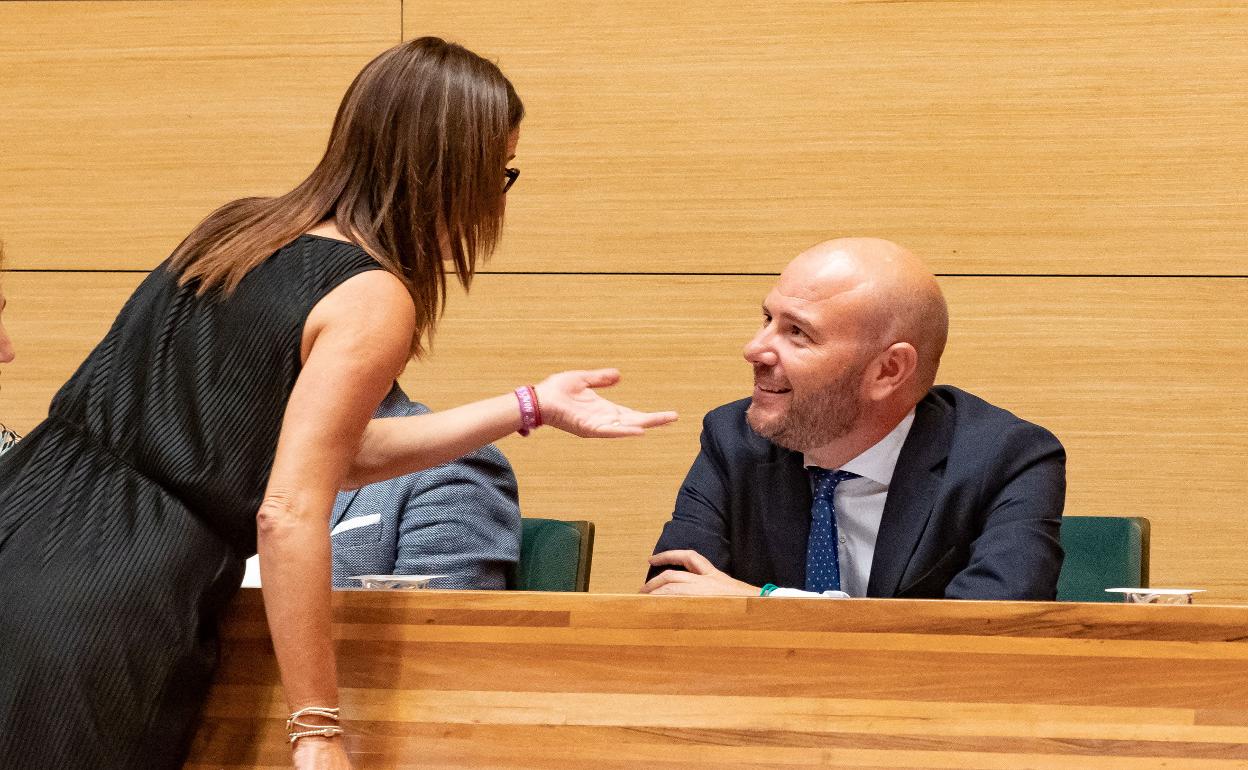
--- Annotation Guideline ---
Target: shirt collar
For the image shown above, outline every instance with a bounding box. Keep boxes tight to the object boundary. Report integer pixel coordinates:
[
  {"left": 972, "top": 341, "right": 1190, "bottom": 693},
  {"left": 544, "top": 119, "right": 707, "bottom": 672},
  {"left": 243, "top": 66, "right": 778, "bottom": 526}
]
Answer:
[{"left": 804, "top": 408, "right": 916, "bottom": 486}]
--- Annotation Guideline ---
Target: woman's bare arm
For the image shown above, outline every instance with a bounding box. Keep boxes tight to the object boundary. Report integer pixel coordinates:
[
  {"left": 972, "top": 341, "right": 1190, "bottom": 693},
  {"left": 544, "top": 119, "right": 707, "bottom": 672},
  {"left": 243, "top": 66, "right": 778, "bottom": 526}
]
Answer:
[
  {"left": 346, "top": 369, "right": 678, "bottom": 488},
  {"left": 257, "top": 269, "right": 414, "bottom": 763},
  {"left": 256, "top": 266, "right": 676, "bottom": 765}
]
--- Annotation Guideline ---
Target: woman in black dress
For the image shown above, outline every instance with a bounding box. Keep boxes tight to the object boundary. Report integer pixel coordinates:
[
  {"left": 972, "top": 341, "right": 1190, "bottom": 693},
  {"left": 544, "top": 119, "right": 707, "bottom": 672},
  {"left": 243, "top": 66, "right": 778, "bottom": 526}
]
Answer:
[{"left": 0, "top": 38, "right": 675, "bottom": 770}]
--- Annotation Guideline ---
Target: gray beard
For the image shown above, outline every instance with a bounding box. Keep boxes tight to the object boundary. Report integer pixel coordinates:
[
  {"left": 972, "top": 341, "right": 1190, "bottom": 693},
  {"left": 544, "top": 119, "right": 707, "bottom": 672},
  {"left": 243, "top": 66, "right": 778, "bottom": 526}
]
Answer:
[{"left": 746, "top": 369, "right": 863, "bottom": 452}]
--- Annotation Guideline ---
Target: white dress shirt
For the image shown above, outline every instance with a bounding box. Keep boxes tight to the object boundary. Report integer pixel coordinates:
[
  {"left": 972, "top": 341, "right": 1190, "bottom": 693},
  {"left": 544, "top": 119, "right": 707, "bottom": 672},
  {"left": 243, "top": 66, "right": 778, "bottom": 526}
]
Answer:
[{"left": 770, "top": 409, "right": 916, "bottom": 598}]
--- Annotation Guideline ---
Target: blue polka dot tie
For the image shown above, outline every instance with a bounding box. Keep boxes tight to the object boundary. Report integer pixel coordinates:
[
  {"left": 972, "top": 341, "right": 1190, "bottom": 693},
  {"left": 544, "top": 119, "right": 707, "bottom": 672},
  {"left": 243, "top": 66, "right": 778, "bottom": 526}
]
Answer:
[{"left": 806, "top": 468, "right": 859, "bottom": 593}]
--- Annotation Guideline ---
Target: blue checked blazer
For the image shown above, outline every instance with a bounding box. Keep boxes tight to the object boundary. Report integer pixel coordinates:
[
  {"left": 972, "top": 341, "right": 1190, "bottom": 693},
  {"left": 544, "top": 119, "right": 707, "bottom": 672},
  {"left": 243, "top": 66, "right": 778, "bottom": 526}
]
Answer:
[{"left": 330, "top": 384, "right": 521, "bottom": 589}]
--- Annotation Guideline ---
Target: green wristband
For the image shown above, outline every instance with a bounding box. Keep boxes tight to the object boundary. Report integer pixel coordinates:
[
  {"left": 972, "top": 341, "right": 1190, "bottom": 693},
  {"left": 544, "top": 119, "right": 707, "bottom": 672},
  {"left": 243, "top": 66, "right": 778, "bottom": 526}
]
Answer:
[{"left": 760, "top": 583, "right": 778, "bottom": 597}]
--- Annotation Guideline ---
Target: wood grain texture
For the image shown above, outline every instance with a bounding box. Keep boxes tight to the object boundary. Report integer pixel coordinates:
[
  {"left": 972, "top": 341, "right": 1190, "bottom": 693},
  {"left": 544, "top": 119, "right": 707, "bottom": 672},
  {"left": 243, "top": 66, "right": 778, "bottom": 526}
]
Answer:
[
  {"left": 412, "top": 274, "right": 1248, "bottom": 601},
  {"left": 405, "top": 0, "right": 1248, "bottom": 275},
  {"left": 184, "top": 590, "right": 1248, "bottom": 768},
  {"left": 4, "top": 272, "right": 1246, "bottom": 601},
  {"left": 5, "top": 1, "right": 1246, "bottom": 276},
  {"left": 0, "top": 0, "right": 399, "bottom": 270}
]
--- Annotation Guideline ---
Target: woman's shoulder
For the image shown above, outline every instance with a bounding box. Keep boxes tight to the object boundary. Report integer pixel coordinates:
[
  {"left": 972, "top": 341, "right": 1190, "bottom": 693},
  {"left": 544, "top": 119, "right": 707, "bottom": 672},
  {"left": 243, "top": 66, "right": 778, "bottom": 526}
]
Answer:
[{"left": 303, "top": 261, "right": 414, "bottom": 356}]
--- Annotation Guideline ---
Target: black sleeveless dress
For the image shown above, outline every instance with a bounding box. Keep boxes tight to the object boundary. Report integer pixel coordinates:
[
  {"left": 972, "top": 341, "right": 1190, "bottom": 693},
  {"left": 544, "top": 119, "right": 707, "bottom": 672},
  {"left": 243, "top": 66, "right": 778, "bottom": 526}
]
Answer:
[{"left": 0, "top": 235, "right": 380, "bottom": 769}]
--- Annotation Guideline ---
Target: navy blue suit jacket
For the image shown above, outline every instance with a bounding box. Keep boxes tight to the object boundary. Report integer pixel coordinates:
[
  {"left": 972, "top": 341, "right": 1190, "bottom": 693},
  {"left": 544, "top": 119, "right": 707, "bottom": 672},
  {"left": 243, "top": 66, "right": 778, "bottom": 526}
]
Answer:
[
  {"left": 330, "top": 385, "right": 521, "bottom": 589},
  {"left": 651, "top": 386, "right": 1065, "bottom": 599}
]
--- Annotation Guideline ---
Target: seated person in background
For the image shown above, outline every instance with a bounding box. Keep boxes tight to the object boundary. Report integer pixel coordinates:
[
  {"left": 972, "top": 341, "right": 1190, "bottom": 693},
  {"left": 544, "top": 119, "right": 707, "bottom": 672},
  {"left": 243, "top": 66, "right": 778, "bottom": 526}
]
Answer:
[
  {"left": 329, "top": 382, "right": 521, "bottom": 589},
  {"left": 643, "top": 237, "right": 1065, "bottom": 600}
]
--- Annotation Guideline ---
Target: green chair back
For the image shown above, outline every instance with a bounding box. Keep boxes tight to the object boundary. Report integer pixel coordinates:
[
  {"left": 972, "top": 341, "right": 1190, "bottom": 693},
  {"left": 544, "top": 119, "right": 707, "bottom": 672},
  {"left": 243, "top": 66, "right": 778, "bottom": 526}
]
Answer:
[
  {"left": 511, "top": 518, "right": 595, "bottom": 592},
  {"left": 1057, "top": 516, "right": 1150, "bottom": 602}
]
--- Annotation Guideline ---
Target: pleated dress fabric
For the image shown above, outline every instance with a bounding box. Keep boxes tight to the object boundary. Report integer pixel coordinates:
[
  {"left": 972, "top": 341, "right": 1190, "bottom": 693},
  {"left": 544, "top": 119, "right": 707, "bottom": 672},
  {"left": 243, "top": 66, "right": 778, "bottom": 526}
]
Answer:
[{"left": 0, "top": 235, "right": 380, "bottom": 769}]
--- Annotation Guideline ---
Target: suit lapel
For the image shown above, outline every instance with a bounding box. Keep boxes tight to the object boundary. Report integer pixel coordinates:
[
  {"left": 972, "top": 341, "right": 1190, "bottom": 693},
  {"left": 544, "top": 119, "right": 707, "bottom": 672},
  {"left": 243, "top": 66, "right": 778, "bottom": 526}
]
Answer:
[
  {"left": 329, "top": 488, "right": 362, "bottom": 532},
  {"left": 867, "top": 394, "right": 952, "bottom": 597},
  {"left": 759, "top": 451, "right": 813, "bottom": 588}
]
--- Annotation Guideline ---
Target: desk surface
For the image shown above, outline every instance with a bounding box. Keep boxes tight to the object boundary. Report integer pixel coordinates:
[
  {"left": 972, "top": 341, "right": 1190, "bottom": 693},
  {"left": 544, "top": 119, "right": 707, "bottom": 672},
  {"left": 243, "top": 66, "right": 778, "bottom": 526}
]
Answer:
[{"left": 186, "top": 590, "right": 1248, "bottom": 769}]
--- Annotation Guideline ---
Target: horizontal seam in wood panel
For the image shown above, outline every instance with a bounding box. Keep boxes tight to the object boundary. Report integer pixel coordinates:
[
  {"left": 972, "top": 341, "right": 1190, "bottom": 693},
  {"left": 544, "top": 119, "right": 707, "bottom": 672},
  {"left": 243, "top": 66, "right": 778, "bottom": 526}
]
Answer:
[
  {"left": 197, "top": 686, "right": 1248, "bottom": 746},
  {"left": 220, "top": 592, "right": 1248, "bottom": 639},
  {"left": 480, "top": 272, "right": 1248, "bottom": 279},
  {"left": 9, "top": 268, "right": 1248, "bottom": 279},
  {"left": 190, "top": 719, "right": 1248, "bottom": 760},
  {"left": 318, "top": 625, "right": 1248, "bottom": 660},
  {"left": 6, "top": 268, "right": 153, "bottom": 274}
]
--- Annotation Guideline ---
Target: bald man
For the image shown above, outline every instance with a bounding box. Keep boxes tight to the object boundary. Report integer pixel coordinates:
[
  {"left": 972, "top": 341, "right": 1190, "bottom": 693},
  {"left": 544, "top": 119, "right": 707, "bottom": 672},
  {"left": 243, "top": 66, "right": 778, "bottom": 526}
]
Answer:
[{"left": 643, "top": 238, "right": 1065, "bottom": 600}]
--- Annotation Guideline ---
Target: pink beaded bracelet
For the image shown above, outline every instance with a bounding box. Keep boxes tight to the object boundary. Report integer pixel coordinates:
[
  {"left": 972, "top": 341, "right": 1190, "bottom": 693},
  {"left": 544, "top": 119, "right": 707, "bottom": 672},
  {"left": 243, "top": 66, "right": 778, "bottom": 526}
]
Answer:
[{"left": 514, "top": 385, "right": 542, "bottom": 436}]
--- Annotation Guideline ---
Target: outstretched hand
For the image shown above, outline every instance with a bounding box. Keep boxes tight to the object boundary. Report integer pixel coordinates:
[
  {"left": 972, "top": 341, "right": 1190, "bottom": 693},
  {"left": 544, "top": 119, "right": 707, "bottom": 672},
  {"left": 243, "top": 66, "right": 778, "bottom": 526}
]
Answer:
[{"left": 535, "top": 369, "right": 677, "bottom": 438}]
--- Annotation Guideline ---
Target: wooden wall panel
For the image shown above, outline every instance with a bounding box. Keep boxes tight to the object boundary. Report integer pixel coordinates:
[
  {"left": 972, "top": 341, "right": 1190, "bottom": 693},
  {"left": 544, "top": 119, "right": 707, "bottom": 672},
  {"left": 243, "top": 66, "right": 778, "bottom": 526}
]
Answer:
[
  {"left": 0, "top": 0, "right": 399, "bottom": 270},
  {"left": 6, "top": 272, "right": 1246, "bottom": 601},
  {"left": 4, "top": 0, "right": 1244, "bottom": 611},
  {"left": 5, "top": 1, "right": 1243, "bottom": 275},
  {"left": 4, "top": 0, "right": 1243, "bottom": 275},
  {"left": 0, "top": 272, "right": 141, "bottom": 421},
  {"left": 406, "top": 0, "right": 1248, "bottom": 276}
]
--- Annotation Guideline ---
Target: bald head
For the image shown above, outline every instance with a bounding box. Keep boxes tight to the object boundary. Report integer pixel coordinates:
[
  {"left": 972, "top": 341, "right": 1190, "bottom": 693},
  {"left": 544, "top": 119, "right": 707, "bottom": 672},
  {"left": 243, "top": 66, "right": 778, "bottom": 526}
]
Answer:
[{"left": 781, "top": 237, "right": 948, "bottom": 395}]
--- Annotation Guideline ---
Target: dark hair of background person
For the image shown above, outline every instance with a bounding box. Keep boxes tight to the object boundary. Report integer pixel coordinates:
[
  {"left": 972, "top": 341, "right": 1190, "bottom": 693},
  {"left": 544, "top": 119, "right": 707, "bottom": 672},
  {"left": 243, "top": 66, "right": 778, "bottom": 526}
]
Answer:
[{"left": 168, "top": 36, "right": 525, "bottom": 358}]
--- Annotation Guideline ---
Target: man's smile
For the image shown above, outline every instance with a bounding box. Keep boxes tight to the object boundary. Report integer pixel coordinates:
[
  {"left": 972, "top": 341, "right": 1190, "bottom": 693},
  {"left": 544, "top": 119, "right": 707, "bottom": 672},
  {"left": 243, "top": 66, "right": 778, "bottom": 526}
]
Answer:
[{"left": 753, "top": 381, "right": 791, "bottom": 397}]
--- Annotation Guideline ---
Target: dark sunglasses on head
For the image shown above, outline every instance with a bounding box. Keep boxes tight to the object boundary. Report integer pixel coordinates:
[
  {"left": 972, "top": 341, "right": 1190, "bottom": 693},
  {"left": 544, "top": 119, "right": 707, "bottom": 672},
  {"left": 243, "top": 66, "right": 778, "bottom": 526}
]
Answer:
[{"left": 503, "top": 167, "right": 520, "bottom": 193}]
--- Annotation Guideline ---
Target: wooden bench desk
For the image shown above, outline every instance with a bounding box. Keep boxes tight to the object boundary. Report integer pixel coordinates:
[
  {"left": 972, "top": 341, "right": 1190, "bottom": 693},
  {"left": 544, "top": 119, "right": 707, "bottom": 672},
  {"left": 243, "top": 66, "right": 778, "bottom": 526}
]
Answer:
[{"left": 186, "top": 590, "right": 1248, "bottom": 769}]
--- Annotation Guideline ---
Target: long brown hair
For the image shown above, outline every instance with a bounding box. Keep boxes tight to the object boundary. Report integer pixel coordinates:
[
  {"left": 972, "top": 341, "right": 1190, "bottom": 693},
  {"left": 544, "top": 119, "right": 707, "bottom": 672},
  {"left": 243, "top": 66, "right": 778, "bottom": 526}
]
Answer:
[{"left": 169, "top": 37, "right": 524, "bottom": 357}]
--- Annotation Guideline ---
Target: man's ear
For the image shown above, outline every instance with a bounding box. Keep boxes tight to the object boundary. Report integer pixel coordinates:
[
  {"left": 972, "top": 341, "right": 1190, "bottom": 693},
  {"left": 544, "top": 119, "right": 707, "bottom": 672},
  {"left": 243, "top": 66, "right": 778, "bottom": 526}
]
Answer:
[{"left": 863, "top": 342, "right": 918, "bottom": 401}]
